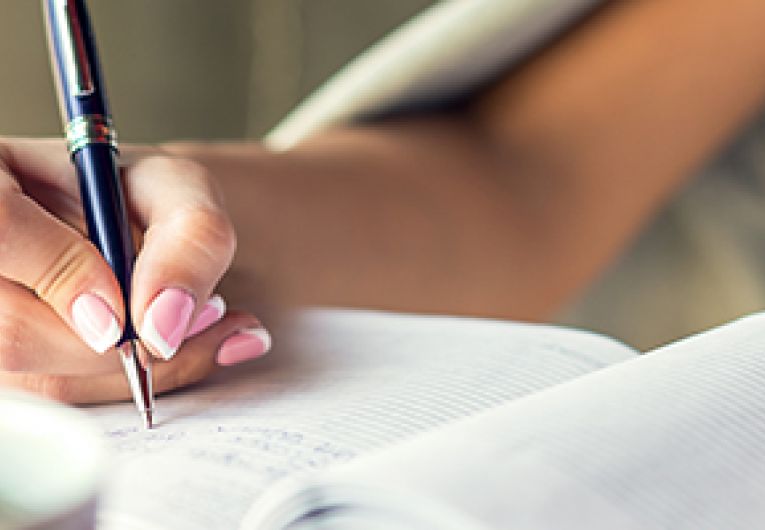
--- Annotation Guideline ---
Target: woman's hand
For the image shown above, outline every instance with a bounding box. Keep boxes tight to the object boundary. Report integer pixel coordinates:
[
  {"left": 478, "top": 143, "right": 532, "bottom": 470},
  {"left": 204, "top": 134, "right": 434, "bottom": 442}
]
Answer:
[{"left": 0, "top": 138, "right": 270, "bottom": 404}]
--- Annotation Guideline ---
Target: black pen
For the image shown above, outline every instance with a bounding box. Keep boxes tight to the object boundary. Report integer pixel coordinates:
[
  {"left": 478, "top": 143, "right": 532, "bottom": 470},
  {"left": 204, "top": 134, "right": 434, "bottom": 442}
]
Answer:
[{"left": 43, "top": 0, "right": 154, "bottom": 428}]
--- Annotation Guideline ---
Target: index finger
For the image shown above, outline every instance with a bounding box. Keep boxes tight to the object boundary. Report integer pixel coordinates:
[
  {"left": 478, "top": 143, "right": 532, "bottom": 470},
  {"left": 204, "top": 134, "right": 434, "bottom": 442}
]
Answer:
[{"left": 124, "top": 154, "right": 237, "bottom": 362}]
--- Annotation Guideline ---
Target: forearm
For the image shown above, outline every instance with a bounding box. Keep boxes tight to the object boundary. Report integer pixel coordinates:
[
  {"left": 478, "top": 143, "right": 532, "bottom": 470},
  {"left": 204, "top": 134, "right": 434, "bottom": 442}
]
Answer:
[
  {"left": 166, "top": 0, "right": 765, "bottom": 320},
  {"left": 472, "top": 0, "right": 765, "bottom": 269},
  {"left": 169, "top": 119, "right": 546, "bottom": 318}
]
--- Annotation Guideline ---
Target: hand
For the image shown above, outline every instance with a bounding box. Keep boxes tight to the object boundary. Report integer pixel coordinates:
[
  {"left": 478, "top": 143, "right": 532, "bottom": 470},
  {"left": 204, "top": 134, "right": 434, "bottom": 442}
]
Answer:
[{"left": 0, "top": 138, "right": 271, "bottom": 404}]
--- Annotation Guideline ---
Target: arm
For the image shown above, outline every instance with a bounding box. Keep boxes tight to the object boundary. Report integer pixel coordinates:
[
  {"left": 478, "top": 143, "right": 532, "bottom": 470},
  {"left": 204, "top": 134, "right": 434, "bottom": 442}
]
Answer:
[
  {"left": 3, "top": 0, "right": 764, "bottom": 403},
  {"left": 170, "top": 0, "right": 765, "bottom": 321}
]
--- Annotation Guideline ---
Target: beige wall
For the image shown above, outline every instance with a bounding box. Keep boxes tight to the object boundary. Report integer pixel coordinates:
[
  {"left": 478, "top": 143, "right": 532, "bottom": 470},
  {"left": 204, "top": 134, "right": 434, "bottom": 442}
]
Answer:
[{"left": 0, "top": 1, "right": 434, "bottom": 142}]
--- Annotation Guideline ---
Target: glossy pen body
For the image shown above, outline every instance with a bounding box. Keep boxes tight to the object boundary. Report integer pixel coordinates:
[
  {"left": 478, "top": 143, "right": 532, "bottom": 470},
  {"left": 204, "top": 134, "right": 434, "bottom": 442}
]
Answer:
[{"left": 43, "top": 0, "right": 154, "bottom": 427}]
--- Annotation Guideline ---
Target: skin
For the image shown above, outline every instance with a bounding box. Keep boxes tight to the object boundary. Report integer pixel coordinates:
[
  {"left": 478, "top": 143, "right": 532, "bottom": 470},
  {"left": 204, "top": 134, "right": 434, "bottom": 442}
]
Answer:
[
  {"left": 2, "top": 0, "right": 765, "bottom": 403},
  {"left": 182, "top": 0, "right": 765, "bottom": 317}
]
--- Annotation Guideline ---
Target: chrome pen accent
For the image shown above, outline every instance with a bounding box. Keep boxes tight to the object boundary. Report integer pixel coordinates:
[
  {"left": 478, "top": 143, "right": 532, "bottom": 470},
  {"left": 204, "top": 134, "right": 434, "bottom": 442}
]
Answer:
[
  {"left": 65, "top": 114, "right": 118, "bottom": 154},
  {"left": 119, "top": 341, "right": 154, "bottom": 429},
  {"left": 50, "top": 0, "right": 94, "bottom": 98}
]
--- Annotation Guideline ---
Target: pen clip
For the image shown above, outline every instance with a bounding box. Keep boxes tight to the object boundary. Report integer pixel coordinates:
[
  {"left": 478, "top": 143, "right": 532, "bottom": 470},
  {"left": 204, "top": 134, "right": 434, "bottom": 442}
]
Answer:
[{"left": 52, "top": 0, "right": 94, "bottom": 98}]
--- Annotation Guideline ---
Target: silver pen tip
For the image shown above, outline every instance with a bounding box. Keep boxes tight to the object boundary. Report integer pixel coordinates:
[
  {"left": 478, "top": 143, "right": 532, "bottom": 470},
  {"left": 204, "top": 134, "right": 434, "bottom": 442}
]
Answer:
[{"left": 118, "top": 340, "right": 156, "bottom": 429}]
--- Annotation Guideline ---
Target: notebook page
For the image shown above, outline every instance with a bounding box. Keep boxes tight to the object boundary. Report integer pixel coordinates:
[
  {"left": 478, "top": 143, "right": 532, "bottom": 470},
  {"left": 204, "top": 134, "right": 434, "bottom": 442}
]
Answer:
[
  {"left": 87, "top": 309, "right": 635, "bottom": 530},
  {"left": 280, "top": 313, "right": 765, "bottom": 530}
]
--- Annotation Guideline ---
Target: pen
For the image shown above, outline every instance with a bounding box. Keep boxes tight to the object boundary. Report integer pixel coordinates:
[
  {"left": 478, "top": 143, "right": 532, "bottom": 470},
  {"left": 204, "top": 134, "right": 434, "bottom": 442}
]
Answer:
[{"left": 43, "top": 0, "right": 155, "bottom": 428}]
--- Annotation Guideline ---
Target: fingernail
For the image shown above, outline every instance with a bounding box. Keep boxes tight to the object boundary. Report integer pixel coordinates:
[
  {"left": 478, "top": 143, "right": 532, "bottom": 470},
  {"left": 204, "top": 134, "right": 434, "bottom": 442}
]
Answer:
[
  {"left": 71, "top": 293, "right": 122, "bottom": 354},
  {"left": 140, "top": 288, "right": 195, "bottom": 361},
  {"left": 216, "top": 328, "right": 272, "bottom": 366},
  {"left": 186, "top": 295, "right": 226, "bottom": 337}
]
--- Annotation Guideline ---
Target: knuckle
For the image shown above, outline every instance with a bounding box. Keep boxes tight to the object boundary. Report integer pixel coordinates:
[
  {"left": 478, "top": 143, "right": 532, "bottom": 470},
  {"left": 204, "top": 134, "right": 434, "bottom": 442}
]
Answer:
[
  {"left": 34, "top": 238, "right": 99, "bottom": 303},
  {"left": 175, "top": 207, "right": 237, "bottom": 263},
  {"left": 136, "top": 154, "right": 236, "bottom": 261}
]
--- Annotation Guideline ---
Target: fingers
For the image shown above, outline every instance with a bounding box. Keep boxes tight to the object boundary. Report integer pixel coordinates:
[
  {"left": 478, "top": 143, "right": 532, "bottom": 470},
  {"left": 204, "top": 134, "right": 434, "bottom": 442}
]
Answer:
[
  {"left": 0, "top": 166, "right": 125, "bottom": 354},
  {"left": 0, "top": 285, "right": 224, "bottom": 376},
  {"left": 0, "top": 277, "right": 121, "bottom": 375},
  {"left": 0, "top": 138, "right": 237, "bottom": 366},
  {"left": 0, "top": 311, "right": 271, "bottom": 404},
  {"left": 186, "top": 294, "right": 227, "bottom": 338},
  {"left": 124, "top": 155, "right": 238, "bottom": 361},
  {"left": 154, "top": 310, "right": 270, "bottom": 394}
]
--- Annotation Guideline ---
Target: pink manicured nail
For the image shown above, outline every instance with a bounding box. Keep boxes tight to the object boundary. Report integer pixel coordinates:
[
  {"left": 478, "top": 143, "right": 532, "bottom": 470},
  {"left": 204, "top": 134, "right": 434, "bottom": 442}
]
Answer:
[
  {"left": 71, "top": 293, "right": 122, "bottom": 354},
  {"left": 140, "top": 288, "right": 195, "bottom": 360},
  {"left": 216, "top": 328, "right": 272, "bottom": 366},
  {"left": 186, "top": 295, "right": 226, "bottom": 337}
]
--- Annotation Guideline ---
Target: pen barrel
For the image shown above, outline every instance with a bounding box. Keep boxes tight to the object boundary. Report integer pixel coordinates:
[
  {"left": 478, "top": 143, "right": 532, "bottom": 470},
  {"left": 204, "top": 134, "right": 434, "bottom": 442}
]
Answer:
[
  {"left": 74, "top": 144, "right": 138, "bottom": 342},
  {"left": 44, "top": 0, "right": 154, "bottom": 425},
  {"left": 44, "top": 0, "right": 109, "bottom": 121}
]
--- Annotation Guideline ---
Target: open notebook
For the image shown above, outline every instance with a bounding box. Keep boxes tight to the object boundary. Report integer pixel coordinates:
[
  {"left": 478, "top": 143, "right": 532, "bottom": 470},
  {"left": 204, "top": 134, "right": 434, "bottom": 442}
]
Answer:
[{"left": 88, "top": 309, "right": 765, "bottom": 530}]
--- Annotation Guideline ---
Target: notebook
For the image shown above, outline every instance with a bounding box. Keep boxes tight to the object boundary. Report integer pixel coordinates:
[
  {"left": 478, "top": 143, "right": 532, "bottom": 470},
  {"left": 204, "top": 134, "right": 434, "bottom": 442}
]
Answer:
[
  {"left": 87, "top": 1, "right": 765, "bottom": 527},
  {"left": 88, "top": 308, "right": 765, "bottom": 529}
]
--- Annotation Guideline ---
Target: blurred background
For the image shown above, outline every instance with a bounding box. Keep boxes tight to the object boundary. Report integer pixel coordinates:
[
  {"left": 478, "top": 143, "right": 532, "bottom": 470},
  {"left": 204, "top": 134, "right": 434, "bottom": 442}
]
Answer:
[
  {"left": 0, "top": 0, "right": 434, "bottom": 141},
  {"left": 2, "top": 1, "right": 765, "bottom": 350}
]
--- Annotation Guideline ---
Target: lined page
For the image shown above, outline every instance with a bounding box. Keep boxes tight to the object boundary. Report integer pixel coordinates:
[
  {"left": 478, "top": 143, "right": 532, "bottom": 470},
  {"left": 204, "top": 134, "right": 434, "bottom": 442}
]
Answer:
[
  {"left": 286, "top": 313, "right": 765, "bottom": 530},
  {"left": 88, "top": 309, "right": 635, "bottom": 530}
]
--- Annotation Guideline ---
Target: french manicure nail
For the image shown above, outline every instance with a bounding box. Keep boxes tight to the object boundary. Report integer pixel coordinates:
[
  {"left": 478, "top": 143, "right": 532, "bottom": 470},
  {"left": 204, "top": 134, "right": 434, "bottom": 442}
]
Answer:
[
  {"left": 186, "top": 295, "right": 226, "bottom": 337},
  {"left": 216, "top": 328, "right": 272, "bottom": 366},
  {"left": 140, "top": 288, "right": 195, "bottom": 361},
  {"left": 71, "top": 293, "right": 122, "bottom": 354}
]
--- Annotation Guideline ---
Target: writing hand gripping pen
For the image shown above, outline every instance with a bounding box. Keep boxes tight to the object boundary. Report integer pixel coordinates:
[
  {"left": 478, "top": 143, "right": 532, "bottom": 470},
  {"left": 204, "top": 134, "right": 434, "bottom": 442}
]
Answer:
[{"left": 43, "top": 0, "right": 155, "bottom": 428}]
